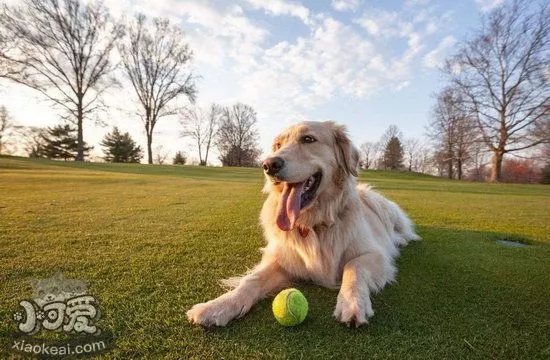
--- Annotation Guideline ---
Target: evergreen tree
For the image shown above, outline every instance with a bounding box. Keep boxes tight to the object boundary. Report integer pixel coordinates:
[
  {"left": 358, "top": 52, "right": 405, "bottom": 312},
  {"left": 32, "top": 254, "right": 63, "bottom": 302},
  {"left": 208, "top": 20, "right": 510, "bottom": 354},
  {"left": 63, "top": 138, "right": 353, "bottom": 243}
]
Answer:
[
  {"left": 42, "top": 124, "right": 92, "bottom": 160},
  {"left": 172, "top": 151, "right": 187, "bottom": 165},
  {"left": 101, "top": 127, "right": 143, "bottom": 163},
  {"left": 382, "top": 136, "right": 404, "bottom": 170}
]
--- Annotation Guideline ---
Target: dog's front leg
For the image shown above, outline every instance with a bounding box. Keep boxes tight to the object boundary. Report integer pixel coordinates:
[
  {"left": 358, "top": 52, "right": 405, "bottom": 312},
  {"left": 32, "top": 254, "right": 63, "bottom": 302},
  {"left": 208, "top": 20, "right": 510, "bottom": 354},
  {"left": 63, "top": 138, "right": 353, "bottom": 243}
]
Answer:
[
  {"left": 333, "top": 251, "right": 395, "bottom": 327},
  {"left": 187, "top": 258, "right": 290, "bottom": 327}
]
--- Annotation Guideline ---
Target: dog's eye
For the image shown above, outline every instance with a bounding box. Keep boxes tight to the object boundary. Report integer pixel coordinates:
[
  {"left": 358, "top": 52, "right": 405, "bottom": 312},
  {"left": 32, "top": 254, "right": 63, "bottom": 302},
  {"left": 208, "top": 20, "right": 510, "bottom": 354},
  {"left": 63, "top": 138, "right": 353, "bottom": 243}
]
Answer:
[
  {"left": 274, "top": 142, "right": 281, "bottom": 151},
  {"left": 301, "top": 135, "right": 316, "bottom": 144}
]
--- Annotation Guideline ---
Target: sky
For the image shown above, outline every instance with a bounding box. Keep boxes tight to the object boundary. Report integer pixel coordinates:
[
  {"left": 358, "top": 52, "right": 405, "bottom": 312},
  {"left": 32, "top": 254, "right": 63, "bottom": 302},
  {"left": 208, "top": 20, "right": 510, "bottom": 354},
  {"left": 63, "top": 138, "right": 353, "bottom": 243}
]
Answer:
[{"left": 0, "top": 0, "right": 508, "bottom": 163}]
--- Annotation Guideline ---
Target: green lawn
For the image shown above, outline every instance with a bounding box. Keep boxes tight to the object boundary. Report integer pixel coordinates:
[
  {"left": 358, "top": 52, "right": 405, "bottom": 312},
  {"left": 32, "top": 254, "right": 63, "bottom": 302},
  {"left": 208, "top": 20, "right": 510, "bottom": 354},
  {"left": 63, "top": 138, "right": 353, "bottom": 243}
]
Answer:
[{"left": 1, "top": 155, "right": 549, "bottom": 359}]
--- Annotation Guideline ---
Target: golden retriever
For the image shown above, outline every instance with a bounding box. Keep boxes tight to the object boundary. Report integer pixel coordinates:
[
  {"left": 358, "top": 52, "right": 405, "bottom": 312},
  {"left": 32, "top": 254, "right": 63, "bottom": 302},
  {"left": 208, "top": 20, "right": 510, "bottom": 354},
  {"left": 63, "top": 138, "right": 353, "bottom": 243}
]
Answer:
[{"left": 187, "top": 121, "right": 420, "bottom": 327}]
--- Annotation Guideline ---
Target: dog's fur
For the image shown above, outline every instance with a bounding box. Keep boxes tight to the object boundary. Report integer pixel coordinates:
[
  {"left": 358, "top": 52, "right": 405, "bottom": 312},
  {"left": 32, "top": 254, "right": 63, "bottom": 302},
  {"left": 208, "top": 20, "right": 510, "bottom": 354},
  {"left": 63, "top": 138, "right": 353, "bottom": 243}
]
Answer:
[{"left": 187, "top": 121, "right": 420, "bottom": 327}]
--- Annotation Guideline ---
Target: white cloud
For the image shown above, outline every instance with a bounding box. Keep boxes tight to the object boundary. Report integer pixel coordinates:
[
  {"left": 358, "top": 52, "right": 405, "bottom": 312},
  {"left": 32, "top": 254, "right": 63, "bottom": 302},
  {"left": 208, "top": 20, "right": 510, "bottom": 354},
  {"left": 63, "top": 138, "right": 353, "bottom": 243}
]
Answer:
[
  {"left": 405, "top": 0, "right": 431, "bottom": 7},
  {"left": 240, "top": 12, "right": 428, "bottom": 122},
  {"left": 425, "top": 21, "right": 437, "bottom": 34},
  {"left": 423, "top": 35, "right": 456, "bottom": 69},
  {"left": 242, "top": 16, "right": 377, "bottom": 107},
  {"left": 331, "top": 0, "right": 361, "bottom": 12},
  {"left": 354, "top": 11, "right": 400, "bottom": 37},
  {"left": 395, "top": 81, "right": 410, "bottom": 91},
  {"left": 475, "top": 0, "right": 504, "bottom": 12},
  {"left": 245, "top": 0, "right": 310, "bottom": 24},
  {"left": 104, "top": 0, "right": 269, "bottom": 68}
]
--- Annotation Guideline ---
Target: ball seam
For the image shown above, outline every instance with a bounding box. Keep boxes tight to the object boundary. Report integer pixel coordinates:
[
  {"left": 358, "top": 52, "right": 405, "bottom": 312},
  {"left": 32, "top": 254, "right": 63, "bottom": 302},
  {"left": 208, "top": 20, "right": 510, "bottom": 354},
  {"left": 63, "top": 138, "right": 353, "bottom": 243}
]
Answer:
[{"left": 286, "top": 290, "right": 299, "bottom": 322}]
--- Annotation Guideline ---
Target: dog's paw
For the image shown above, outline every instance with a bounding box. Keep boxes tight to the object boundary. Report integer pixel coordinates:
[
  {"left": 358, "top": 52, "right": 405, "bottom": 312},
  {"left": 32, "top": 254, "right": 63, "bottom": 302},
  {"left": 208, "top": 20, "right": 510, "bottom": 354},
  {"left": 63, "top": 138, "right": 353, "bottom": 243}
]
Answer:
[
  {"left": 187, "top": 294, "right": 247, "bottom": 327},
  {"left": 333, "top": 292, "right": 374, "bottom": 328},
  {"left": 186, "top": 300, "right": 232, "bottom": 327}
]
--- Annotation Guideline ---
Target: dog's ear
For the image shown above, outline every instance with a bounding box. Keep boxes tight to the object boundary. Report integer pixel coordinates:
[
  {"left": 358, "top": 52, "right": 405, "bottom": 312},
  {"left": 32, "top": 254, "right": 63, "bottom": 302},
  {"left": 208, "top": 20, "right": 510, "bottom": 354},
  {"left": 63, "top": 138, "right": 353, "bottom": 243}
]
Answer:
[{"left": 332, "top": 122, "right": 360, "bottom": 177}]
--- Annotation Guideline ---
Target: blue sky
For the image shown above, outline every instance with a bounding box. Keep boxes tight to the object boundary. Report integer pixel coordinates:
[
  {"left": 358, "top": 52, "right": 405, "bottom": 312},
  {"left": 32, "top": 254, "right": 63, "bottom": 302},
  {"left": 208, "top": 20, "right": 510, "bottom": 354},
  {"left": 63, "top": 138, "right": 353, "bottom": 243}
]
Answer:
[{"left": 0, "top": 0, "right": 508, "bottom": 163}]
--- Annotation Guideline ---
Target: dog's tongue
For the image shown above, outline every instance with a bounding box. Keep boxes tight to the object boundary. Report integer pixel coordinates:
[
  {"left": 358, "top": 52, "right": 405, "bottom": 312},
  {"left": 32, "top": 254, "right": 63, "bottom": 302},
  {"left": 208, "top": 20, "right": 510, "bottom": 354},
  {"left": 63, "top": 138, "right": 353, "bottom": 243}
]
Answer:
[{"left": 276, "top": 181, "right": 304, "bottom": 231}]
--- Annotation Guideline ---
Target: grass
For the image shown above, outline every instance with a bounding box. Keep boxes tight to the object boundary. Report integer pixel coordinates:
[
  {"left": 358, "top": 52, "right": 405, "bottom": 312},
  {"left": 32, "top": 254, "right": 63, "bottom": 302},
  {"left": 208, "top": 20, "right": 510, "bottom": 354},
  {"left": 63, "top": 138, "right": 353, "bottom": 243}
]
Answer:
[{"left": 0, "top": 155, "right": 549, "bottom": 359}]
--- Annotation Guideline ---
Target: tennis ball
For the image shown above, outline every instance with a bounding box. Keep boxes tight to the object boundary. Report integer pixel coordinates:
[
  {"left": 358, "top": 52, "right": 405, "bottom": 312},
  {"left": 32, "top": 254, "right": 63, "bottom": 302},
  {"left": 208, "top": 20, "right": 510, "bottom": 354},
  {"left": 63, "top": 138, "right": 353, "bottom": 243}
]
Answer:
[{"left": 272, "top": 288, "right": 308, "bottom": 326}]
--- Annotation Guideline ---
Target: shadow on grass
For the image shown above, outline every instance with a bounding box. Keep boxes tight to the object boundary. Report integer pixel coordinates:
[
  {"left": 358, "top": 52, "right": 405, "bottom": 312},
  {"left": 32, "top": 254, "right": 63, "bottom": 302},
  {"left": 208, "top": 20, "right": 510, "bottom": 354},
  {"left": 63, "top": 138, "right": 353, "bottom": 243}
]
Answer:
[{"left": 179, "top": 226, "right": 550, "bottom": 360}]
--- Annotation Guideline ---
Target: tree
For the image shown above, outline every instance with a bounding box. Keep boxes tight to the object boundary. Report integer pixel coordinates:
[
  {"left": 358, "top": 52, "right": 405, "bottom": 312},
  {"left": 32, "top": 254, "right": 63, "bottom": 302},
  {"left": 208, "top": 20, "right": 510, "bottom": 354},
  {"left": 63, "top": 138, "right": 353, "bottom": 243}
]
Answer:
[
  {"left": 432, "top": 150, "right": 449, "bottom": 177},
  {"left": 403, "top": 138, "right": 421, "bottom": 172},
  {"left": 379, "top": 125, "right": 403, "bottom": 150},
  {"left": 118, "top": 14, "right": 196, "bottom": 164},
  {"left": 42, "top": 124, "right": 92, "bottom": 160},
  {"left": 20, "top": 126, "right": 47, "bottom": 158},
  {"left": 173, "top": 151, "right": 186, "bottom": 165},
  {"left": 466, "top": 141, "right": 491, "bottom": 181},
  {"left": 382, "top": 136, "right": 404, "bottom": 170},
  {"left": 541, "top": 164, "right": 550, "bottom": 184},
  {"left": 444, "top": 0, "right": 550, "bottom": 181},
  {"left": 501, "top": 158, "right": 541, "bottom": 183},
  {"left": 0, "top": 105, "right": 17, "bottom": 154},
  {"left": 154, "top": 145, "right": 169, "bottom": 165},
  {"left": 428, "top": 86, "right": 478, "bottom": 179},
  {"left": 100, "top": 127, "right": 142, "bottom": 163},
  {"left": 0, "top": 0, "right": 122, "bottom": 161},
  {"left": 217, "top": 103, "right": 261, "bottom": 167},
  {"left": 359, "top": 141, "right": 380, "bottom": 169},
  {"left": 378, "top": 125, "right": 404, "bottom": 170},
  {"left": 180, "top": 103, "right": 221, "bottom": 166}
]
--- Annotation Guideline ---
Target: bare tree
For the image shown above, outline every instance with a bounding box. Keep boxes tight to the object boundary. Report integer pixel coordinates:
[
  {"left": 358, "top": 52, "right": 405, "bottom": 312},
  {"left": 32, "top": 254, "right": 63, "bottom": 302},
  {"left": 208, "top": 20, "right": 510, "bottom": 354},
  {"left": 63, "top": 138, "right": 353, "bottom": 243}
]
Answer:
[
  {"left": 359, "top": 141, "right": 380, "bottom": 169},
  {"left": 417, "top": 147, "right": 433, "bottom": 174},
  {"left": 180, "top": 103, "right": 221, "bottom": 166},
  {"left": 531, "top": 106, "right": 550, "bottom": 159},
  {"left": 444, "top": 0, "right": 550, "bottom": 181},
  {"left": 428, "top": 86, "right": 479, "bottom": 179},
  {"left": 154, "top": 145, "right": 169, "bottom": 165},
  {"left": 0, "top": 105, "right": 18, "bottom": 154},
  {"left": 119, "top": 14, "right": 196, "bottom": 164},
  {"left": 217, "top": 103, "right": 261, "bottom": 167},
  {"left": 0, "top": 0, "right": 122, "bottom": 161},
  {"left": 19, "top": 126, "right": 47, "bottom": 158},
  {"left": 403, "top": 138, "right": 421, "bottom": 172}
]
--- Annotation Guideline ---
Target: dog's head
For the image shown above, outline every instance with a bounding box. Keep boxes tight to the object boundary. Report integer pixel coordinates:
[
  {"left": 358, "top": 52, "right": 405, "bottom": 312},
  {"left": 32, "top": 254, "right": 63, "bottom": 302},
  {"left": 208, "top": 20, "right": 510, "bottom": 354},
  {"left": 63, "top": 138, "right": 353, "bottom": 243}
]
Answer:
[{"left": 262, "top": 121, "right": 360, "bottom": 231}]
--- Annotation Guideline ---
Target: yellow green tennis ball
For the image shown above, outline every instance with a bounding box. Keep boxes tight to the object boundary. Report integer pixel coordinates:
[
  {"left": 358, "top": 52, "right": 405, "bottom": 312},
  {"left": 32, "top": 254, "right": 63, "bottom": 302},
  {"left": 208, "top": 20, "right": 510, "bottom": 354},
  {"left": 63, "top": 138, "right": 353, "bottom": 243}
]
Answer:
[{"left": 272, "top": 288, "right": 308, "bottom": 326}]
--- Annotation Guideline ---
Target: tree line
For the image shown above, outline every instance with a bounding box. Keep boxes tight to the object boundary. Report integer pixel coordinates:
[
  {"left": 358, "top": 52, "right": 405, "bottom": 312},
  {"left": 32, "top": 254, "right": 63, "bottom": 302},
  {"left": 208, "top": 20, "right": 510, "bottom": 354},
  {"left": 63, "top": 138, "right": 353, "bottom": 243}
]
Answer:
[
  {"left": 0, "top": 0, "right": 261, "bottom": 167},
  {"left": 427, "top": 0, "right": 549, "bottom": 182},
  {"left": 361, "top": 0, "right": 548, "bottom": 183},
  {"left": 0, "top": 0, "right": 548, "bottom": 182}
]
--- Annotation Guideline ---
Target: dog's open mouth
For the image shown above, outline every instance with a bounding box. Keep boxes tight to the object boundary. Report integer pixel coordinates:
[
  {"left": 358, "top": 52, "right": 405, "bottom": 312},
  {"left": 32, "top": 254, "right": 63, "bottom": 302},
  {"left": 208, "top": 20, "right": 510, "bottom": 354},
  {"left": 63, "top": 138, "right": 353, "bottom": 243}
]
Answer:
[{"left": 276, "top": 171, "right": 322, "bottom": 231}]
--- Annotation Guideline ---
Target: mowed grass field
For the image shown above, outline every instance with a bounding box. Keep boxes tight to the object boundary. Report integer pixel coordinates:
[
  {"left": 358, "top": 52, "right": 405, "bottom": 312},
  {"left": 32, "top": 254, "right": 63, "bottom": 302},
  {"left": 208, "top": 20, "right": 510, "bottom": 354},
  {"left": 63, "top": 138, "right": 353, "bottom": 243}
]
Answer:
[{"left": 0, "top": 155, "right": 549, "bottom": 359}]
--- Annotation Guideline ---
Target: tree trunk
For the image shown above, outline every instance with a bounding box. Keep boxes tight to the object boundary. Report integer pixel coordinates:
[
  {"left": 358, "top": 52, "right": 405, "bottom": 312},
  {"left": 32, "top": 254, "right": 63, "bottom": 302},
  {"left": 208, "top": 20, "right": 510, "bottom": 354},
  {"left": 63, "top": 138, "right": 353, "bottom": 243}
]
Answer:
[
  {"left": 447, "top": 158, "right": 454, "bottom": 179},
  {"left": 490, "top": 151, "right": 504, "bottom": 182},
  {"left": 75, "top": 96, "right": 84, "bottom": 161},
  {"left": 457, "top": 158, "right": 463, "bottom": 180},
  {"left": 204, "top": 143, "right": 210, "bottom": 166},
  {"left": 147, "top": 132, "right": 153, "bottom": 164},
  {"left": 146, "top": 111, "right": 153, "bottom": 164}
]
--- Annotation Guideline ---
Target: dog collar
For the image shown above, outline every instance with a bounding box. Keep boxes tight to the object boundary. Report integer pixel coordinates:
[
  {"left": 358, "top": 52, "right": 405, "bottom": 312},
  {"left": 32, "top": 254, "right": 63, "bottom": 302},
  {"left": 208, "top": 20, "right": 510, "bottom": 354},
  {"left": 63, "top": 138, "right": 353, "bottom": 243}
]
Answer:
[{"left": 298, "top": 226, "right": 310, "bottom": 238}]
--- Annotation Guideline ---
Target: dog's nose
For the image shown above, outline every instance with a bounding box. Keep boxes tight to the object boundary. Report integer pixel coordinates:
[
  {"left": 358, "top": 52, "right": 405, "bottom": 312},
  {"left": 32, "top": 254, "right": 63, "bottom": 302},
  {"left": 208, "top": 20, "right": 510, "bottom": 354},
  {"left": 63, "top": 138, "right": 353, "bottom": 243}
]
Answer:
[{"left": 262, "top": 157, "right": 284, "bottom": 175}]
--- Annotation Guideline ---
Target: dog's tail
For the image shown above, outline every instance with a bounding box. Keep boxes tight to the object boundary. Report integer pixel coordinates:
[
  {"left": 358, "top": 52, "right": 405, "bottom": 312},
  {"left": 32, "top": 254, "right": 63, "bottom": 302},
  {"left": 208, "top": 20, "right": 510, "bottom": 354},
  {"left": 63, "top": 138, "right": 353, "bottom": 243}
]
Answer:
[{"left": 388, "top": 199, "right": 421, "bottom": 245}]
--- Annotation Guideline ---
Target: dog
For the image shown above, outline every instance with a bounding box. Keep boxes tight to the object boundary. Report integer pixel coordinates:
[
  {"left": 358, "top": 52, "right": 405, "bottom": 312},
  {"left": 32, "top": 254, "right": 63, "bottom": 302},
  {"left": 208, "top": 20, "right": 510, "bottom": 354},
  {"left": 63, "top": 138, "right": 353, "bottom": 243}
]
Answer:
[{"left": 187, "top": 121, "right": 420, "bottom": 327}]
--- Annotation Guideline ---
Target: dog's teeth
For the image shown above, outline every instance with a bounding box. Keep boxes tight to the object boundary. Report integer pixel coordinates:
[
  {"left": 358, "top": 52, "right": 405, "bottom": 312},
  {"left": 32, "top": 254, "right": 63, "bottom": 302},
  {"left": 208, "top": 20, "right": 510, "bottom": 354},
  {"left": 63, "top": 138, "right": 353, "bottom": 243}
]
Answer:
[{"left": 303, "top": 175, "right": 317, "bottom": 192}]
